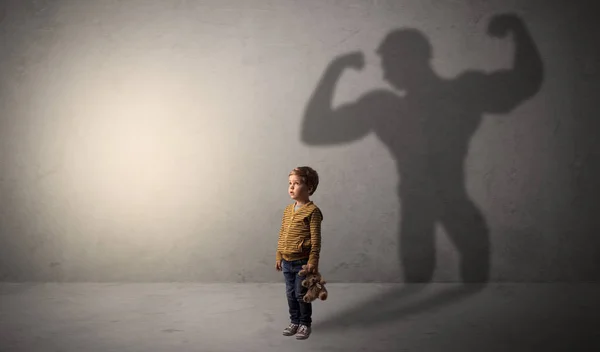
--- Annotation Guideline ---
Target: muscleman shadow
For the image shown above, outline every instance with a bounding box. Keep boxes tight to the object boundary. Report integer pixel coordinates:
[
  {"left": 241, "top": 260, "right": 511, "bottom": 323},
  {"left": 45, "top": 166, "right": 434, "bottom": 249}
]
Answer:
[{"left": 301, "top": 13, "right": 544, "bottom": 329}]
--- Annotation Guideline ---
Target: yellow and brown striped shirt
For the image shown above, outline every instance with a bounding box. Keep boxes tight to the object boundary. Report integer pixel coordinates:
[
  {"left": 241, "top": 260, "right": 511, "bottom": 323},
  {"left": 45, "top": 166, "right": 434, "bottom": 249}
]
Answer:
[{"left": 275, "top": 201, "right": 323, "bottom": 267}]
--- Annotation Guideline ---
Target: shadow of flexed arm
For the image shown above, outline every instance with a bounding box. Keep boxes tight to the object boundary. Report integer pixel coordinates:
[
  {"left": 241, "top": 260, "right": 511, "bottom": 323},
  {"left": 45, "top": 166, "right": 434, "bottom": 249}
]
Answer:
[
  {"left": 462, "top": 13, "right": 544, "bottom": 115},
  {"left": 301, "top": 52, "right": 386, "bottom": 145}
]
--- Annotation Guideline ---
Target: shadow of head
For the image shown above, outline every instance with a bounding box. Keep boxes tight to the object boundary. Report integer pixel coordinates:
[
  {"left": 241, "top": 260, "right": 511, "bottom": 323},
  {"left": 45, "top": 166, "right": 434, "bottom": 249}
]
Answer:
[{"left": 377, "top": 29, "right": 433, "bottom": 91}]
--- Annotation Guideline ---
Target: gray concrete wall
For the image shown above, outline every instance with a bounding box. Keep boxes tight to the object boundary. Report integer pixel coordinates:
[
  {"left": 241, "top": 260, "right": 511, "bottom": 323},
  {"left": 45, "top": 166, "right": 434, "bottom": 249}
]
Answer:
[{"left": 0, "top": 0, "right": 597, "bottom": 282}]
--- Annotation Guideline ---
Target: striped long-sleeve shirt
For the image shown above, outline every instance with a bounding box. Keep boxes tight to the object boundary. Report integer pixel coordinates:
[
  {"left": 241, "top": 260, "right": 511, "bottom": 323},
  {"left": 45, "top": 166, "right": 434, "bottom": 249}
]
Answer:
[{"left": 275, "top": 201, "right": 323, "bottom": 267}]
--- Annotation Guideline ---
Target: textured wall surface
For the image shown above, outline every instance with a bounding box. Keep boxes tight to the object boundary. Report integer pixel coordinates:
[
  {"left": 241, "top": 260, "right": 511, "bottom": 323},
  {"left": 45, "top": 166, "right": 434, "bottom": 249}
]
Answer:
[{"left": 0, "top": 0, "right": 597, "bottom": 282}]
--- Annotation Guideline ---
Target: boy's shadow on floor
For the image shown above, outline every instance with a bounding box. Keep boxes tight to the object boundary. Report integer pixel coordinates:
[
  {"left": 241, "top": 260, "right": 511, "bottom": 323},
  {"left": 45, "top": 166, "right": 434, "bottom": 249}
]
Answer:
[
  {"left": 313, "top": 283, "right": 484, "bottom": 331},
  {"left": 301, "top": 13, "right": 543, "bottom": 329}
]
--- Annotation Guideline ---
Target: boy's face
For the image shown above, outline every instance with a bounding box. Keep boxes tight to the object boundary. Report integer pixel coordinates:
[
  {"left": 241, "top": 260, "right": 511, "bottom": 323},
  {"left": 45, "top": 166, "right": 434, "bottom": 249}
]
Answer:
[{"left": 289, "top": 175, "right": 311, "bottom": 201}]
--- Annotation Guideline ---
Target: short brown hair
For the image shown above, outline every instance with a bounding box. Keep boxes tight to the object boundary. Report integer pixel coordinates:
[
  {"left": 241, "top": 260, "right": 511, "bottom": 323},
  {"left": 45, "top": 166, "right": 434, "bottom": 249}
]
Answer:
[{"left": 289, "top": 166, "right": 319, "bottom": 196}]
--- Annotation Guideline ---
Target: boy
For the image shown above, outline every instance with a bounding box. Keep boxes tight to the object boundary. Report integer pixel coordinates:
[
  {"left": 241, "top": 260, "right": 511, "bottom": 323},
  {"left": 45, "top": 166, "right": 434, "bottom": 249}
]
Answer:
[{"left": 275, "top": 166, "right": 323, "bottom": 340}]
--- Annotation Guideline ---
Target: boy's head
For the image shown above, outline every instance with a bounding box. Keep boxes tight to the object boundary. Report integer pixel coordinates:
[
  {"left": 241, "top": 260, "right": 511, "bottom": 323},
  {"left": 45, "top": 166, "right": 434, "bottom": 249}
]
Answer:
[{"left": 288, "top": 166, "right": 319, "bottom": 200}]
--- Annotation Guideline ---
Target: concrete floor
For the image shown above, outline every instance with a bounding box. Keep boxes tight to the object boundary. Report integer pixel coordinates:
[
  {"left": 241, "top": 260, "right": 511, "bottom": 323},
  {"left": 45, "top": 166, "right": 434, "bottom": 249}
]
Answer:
[{"left": 0, "top": 283, "right": 598, "bottom": 352}]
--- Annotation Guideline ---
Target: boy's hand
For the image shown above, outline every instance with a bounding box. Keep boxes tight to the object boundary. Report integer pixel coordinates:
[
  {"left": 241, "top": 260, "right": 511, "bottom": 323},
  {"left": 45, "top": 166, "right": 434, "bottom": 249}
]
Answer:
[
  {"left": 275, "top": 260, "right": 282, "bottom": 271},
  {"left": 306, "top": 264, "right": 317, "bottom": 273}
]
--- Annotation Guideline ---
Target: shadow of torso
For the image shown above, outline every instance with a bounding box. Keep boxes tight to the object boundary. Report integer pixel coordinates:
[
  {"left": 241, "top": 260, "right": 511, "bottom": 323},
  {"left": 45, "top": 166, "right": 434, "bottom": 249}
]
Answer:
[
  {"left": 356, "top": 75, "right": 482, "bottom": 201},
  {"left": 343, "top": 71, "right": 496, "bottom": 283}
]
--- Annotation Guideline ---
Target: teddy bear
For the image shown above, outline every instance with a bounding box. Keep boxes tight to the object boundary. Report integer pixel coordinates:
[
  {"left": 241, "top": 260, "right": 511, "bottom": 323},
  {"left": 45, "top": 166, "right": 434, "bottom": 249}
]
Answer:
[{"left": 298, "top": 264, "right": 328, "bottom": 303}]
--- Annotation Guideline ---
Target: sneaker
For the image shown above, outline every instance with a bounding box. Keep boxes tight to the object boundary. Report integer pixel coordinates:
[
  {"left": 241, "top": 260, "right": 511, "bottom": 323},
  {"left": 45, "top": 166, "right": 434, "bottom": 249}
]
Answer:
[
  {"left": 295, "top": 324, "right": 311, "bottom": 340},
  {"left": 282, "top": 323, "right": 299, "bottom": 336}
]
